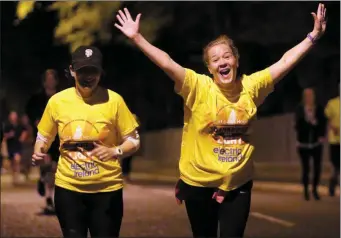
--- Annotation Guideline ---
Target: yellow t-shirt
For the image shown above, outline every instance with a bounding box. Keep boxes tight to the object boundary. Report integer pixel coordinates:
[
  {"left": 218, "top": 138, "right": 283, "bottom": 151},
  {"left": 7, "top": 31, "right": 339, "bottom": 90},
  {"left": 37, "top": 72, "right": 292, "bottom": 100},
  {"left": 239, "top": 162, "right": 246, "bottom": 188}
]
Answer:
[
  {"left": 38, "top": 87, "right": 138, "bottom": 193},
  {"left": 177, "top": 68, "right": 274, "bottom": 191},
  {"left": 325, "top": 96, "right": 340, "bottom": 144}
]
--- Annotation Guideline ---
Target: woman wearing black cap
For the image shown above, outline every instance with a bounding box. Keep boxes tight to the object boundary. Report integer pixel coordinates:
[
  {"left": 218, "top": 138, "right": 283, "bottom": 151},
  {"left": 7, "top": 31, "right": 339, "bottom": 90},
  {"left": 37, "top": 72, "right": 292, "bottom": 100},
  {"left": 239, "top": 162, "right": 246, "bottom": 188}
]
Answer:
[{"left": 31, "top": 46, "right": 140, "bottom": 237}]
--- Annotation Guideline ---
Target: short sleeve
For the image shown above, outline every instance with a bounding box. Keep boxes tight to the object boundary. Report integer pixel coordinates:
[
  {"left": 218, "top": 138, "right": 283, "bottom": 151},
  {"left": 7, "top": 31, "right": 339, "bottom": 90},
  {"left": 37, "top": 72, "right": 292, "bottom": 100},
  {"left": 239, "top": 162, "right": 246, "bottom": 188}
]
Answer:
[
  {"left": 116, "top": 96, "right": 139, "bottom": 137},
  {"left": 176, "top": 68, "right": 209, "bottom": 111},
  {"left": 37, "top": 99, "right": 58, "bottom": 140},
  {"left": 242, "top": 68, "right": 274, "bottom": 107}
]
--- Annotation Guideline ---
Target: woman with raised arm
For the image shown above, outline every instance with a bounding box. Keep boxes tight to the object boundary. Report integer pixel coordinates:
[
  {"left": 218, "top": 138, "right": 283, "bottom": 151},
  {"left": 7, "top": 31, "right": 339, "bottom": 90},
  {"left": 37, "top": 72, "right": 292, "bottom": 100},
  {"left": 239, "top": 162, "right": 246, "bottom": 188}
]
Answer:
[{"left": 115, "top": 4, "right": 327, "bottom": 238}]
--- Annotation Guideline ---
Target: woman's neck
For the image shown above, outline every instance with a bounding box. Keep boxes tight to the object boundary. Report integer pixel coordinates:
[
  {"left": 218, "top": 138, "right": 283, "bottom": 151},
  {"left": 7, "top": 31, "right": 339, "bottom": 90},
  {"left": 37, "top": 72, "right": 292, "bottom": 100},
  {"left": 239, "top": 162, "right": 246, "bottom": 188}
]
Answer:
[{"left": 215, "top": 81, "right": 241, "bottom": 103}]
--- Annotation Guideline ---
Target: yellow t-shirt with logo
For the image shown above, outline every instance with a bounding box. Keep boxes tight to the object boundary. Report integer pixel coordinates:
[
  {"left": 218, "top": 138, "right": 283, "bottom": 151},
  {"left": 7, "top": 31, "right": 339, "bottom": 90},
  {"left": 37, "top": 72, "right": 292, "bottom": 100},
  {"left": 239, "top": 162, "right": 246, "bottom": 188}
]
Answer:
[
  {"left": 38, "top": 87, "right": 138, "bottom": 193},
  {"left": 177, "top": 68, "right": 274, "bottom": 191},
  {"left": 325, "top": 96, "right": 340, "bottom": 144}
]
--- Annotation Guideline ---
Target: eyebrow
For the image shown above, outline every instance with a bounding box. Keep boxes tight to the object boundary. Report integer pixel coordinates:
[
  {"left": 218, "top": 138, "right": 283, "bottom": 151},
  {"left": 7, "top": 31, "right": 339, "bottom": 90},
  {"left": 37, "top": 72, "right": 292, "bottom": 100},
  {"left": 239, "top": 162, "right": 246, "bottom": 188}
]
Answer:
[{"left": 211, "top": 52, "right": 233, "bottom": 58}]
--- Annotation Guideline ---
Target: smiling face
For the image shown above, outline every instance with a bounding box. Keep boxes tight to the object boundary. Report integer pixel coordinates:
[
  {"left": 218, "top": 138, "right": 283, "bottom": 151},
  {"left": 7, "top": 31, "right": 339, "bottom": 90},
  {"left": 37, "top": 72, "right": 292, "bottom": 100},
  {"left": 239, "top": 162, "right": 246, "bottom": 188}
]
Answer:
[
  {"left": 204, "top": 35, "right": 240, "bottom": 86},
  {"left": 71, "top": 66, "right": 101, "bottom": 97},
  {"left": 207, "top": 43, "right": 239, "bottom": 85}
]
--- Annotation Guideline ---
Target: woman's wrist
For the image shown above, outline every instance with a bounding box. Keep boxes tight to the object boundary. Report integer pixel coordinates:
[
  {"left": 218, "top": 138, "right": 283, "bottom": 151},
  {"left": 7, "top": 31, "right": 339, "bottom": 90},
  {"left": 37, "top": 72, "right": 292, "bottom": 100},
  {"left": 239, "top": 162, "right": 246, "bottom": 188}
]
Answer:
[
  {"left": 131, "top": 33, "right": 142, "bottom": 44},
  {"left": 307, "top": 31, "right": 321, "bottom": 44},
  {"left": 111, "top": 146, "right": 123, "bottom": 159}
]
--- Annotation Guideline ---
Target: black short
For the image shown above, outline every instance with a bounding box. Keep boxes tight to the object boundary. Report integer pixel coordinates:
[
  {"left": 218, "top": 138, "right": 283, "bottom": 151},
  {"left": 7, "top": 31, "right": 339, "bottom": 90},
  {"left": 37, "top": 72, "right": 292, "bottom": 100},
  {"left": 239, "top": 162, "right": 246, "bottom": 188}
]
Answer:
[
  {"left": 54, "top": 186, "right": 123, "bottom": 237},
  {"left": 7, "top": 150, "right": 22, "bottom": 160}
]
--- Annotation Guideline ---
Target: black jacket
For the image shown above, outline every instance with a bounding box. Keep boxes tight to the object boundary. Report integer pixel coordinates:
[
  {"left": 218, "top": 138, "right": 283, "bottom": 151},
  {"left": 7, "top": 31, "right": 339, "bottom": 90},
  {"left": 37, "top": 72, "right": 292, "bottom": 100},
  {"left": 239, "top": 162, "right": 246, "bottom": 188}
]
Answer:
[{"left": 294, "top": 104, "right": 327, "bottom": 144}]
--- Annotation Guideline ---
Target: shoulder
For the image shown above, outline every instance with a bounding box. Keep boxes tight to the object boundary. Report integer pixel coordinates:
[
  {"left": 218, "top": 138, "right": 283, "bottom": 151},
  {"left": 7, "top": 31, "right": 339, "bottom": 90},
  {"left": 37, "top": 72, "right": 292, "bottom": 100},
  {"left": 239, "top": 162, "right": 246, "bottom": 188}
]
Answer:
[
  {"left": 50, "top": 88, "right": 73, "bottom": 102},
  {"left": 184, "top": 68, "right": 213, "bottom": 86},
  {"left": 241, "top": 68, "right": 271, "bottom": 84},
  {"left": 106, "top": 89, "right": 125, "bottom": 104}
]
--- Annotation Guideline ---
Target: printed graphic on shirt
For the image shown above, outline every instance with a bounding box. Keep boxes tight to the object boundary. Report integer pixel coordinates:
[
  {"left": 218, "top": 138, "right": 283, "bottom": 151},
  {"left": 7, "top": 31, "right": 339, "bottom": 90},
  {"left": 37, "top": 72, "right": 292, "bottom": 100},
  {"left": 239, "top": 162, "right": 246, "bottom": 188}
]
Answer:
[
  {"left": 202, "top": 97, "right": 252, "bottom": 163},
  {"left": 60, "top": 118, "right": 111, "bottom": 178}
]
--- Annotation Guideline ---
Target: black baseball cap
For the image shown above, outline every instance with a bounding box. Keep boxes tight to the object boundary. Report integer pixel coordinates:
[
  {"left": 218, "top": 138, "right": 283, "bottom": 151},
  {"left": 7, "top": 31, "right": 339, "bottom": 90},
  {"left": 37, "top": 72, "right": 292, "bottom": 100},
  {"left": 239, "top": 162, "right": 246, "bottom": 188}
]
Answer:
[{"left": 71, "top": 46, "right": 103, "bottom": 71}]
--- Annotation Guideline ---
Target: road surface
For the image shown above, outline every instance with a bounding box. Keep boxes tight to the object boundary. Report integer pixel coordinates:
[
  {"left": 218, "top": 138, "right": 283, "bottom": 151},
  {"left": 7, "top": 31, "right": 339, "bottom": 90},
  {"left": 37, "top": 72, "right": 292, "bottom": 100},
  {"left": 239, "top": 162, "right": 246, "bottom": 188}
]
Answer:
[{"left": 1, "top": 183, "right": 339, "bottom": 238}]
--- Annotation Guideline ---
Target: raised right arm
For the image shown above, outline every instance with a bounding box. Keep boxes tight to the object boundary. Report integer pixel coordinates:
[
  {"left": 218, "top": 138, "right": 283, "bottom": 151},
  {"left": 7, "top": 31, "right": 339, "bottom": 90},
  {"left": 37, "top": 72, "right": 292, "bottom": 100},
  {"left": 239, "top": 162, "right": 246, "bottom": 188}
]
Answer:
[{"left": 115, "top": 8, "right": 185, "bottom": 91}]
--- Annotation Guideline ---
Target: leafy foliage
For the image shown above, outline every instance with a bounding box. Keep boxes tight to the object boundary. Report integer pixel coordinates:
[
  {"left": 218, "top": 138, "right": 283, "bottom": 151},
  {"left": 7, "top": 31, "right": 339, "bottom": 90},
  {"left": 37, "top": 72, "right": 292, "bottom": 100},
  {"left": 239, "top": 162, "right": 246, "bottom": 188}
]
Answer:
[{"left": 16, "top": 1, "right": 173, "bottom": 52}]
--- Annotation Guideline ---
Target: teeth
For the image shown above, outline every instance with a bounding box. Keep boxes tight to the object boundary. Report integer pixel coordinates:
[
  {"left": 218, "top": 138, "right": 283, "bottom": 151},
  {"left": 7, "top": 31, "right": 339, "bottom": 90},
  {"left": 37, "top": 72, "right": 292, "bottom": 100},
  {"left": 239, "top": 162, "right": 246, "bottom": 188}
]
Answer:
[{"left": 220, "top": 69, "right": 230, "bottom": 74}]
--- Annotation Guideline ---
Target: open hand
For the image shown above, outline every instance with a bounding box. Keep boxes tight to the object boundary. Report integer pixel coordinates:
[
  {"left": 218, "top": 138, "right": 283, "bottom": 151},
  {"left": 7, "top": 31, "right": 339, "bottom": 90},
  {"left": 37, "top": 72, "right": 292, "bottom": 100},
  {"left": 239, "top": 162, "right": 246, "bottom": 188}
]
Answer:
[
  {"left": 311, "top": 3, "right": 327, "bottom": 39},
  {"left": 90, "top": 142, "right": 117, "bottom": 162},
  {"left": 114, "top": 8, "right": 141, "bottom": 39}
]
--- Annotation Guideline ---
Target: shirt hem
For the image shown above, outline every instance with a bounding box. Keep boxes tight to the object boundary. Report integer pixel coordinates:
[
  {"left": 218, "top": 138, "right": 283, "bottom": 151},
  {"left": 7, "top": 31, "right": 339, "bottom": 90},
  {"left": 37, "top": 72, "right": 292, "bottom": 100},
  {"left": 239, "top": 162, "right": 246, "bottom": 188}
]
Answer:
[
  {"left": 179, "top": 174, "right": 254, "bottom": 192},
  {"left": 55, "top": 178, "right": 123, "bottom": 193}
]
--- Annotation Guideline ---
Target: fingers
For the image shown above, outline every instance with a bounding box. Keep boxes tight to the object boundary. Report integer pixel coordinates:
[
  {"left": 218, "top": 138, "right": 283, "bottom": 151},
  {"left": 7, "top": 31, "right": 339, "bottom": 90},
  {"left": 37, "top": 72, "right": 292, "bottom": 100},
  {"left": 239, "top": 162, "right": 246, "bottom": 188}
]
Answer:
[
  {"left": 135, "top": 13, "right": 142, "bottom": 24},
  {"left": 311, "top": 12, "right": 317, "bottom": 21},
  {"left": 323, "top": 8, "right": 326, "bottom": 19},
  {"left": 90, "top": 146, "right": 112, "bottom": 161},
  {"left": 32, "top": 153, "right": 46, "bottom": 166},
  {"left": 33, "top": 152, "right": 46, "bottom": 158},
  {"left": 114, "top": 23, "right": 123, "bottom": 31},
  {"left": 124, "top": 8, "right": 132, "bottom": 20},
  {"left": 116, "top": 14, "right": 125, "bottom": 26},
  {"left": 317, "top": 3, "right": 322, "bottom": 17},
  {"left": 118, "top": 10, "right": 127, "bottom": 22}
]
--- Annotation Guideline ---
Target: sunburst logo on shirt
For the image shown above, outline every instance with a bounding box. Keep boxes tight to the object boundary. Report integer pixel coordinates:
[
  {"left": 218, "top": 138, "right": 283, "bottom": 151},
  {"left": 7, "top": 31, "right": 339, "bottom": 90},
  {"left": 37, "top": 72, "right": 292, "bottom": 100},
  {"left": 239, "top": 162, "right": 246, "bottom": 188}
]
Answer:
[{"left": 204, "top": 104, "right": 251, "bottom": 145}]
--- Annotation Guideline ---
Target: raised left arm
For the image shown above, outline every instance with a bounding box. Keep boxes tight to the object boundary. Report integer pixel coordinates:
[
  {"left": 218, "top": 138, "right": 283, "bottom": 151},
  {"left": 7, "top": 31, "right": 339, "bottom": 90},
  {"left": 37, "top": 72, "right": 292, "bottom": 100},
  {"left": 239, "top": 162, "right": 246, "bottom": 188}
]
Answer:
[{"left": 269, "top": 3, "right": 327, "bottom": 85}]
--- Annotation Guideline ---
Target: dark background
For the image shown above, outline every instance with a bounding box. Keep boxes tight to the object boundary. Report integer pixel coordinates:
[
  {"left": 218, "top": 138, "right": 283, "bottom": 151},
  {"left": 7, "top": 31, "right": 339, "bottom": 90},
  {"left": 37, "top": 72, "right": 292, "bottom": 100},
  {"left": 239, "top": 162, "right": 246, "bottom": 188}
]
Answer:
[{"left": 1, "top": 1, "right": 340, "bottom": 132}]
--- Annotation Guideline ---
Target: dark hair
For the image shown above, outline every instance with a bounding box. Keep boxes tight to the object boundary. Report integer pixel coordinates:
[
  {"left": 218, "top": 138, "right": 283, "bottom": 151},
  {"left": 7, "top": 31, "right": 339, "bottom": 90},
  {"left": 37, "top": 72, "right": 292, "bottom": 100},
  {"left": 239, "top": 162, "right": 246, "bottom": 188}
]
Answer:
[{"left": 41, "top": 69, "right": 59, "bottom": 84}]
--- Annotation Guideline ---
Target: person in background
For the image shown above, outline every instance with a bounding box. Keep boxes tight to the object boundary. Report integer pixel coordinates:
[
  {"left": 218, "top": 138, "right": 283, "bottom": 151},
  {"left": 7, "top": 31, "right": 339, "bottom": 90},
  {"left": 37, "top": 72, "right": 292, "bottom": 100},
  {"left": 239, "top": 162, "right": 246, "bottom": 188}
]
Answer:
[
  {"left": 295, "top": 88, "right": 326, "bottom": 201},
  {"left": 26, "top": 69, "right": 60, "bottom": 213},
  {"left": 0, "top": 97, "right": 9, "bottom": 173},
  {"left": 121, "top": 114, "right": 140, "bottom": 183},
  {"left": 3, "top": 111, "right": 27, "bottom": 185},
  {"left": 324, "top": 85, "right": 340, "bottom": 196},
  {"left": 21, "top": 114, "right": 34, "bottom": 181},
  {"left": 116, "top": 4, "right": 327, "bottom": 237}
]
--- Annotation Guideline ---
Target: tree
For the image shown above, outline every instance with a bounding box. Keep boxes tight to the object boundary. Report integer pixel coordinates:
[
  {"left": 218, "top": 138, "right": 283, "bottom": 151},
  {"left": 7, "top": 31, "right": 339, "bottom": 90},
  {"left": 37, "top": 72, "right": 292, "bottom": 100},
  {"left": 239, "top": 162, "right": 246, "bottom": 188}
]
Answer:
[{"left": 15, "top": 1, "right": 173, "bottom": 52}]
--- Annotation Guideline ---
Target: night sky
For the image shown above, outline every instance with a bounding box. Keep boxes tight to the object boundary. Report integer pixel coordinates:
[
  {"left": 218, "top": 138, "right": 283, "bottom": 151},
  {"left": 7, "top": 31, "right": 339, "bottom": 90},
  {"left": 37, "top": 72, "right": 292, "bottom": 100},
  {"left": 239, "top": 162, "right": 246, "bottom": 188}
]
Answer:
[{"left": 1, "top": 1, "right": 340, "bottom": 131}]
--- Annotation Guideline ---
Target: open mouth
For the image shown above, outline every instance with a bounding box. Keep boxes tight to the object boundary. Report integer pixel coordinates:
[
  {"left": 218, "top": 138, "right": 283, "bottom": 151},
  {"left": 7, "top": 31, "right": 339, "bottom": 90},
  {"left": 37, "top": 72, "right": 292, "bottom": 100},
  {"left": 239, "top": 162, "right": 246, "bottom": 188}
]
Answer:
[{"left": 219, "top": 68, "right": 231, "bottom": 78}]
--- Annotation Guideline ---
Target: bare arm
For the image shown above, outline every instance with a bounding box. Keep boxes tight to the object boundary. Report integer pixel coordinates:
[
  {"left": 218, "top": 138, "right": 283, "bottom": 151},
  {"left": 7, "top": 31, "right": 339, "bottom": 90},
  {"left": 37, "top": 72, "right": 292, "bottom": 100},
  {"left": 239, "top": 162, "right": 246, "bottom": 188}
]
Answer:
[
  {"left": 115, "top": 8, "right": 185, "bottom": 91},
  {"left": 34, "top": 139, "right": 48, "bottom": 154},
  {"left": 269, "top": 3, "right": 327, "bottom": 84},
  {"left": 19, "top": 130, "right": 28, "bottom": 143},
  {"left": 118, "top": 130, "right": 140, "bottom": 159}
]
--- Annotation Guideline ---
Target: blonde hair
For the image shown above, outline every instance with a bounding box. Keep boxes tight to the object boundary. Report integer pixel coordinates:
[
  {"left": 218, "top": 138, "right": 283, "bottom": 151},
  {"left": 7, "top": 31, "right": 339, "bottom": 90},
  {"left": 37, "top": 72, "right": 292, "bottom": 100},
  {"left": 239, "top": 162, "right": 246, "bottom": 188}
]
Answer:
[{"left": 203, "top": 35, "right": 240, "bottom": 66}]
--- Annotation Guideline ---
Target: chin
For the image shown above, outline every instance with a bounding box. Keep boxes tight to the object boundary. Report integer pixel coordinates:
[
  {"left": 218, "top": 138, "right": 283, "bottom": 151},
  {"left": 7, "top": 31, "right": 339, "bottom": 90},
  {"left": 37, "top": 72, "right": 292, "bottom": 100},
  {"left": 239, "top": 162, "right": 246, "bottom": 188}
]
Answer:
[{"left": 218, "top": 77, "right": 234, "bottom": 84}]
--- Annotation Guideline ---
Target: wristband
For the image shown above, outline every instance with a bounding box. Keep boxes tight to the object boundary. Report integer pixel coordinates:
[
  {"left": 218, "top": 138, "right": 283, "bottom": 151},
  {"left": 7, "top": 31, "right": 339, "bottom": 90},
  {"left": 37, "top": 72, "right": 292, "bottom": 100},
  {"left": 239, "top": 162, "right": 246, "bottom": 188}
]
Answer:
[{"left": 307, "top": 33, "right": 317, "bottom": 44}]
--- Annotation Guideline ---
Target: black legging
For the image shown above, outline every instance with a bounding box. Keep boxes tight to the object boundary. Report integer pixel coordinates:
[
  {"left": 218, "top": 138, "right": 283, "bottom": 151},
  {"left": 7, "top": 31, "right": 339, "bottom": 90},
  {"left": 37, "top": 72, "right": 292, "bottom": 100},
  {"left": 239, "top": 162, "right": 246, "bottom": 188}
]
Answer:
[
  {"left": 330, "top": 144, "right": 340, "bottom": 186},
  {"left": 298, "top": 146, "right": 323, "bottom": 190},
  {"left": 177, "top": 180, "right": 252, "bottom": 238},
  {"left": 54, "top": 186, "right": 123, "bottom": 238}
]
